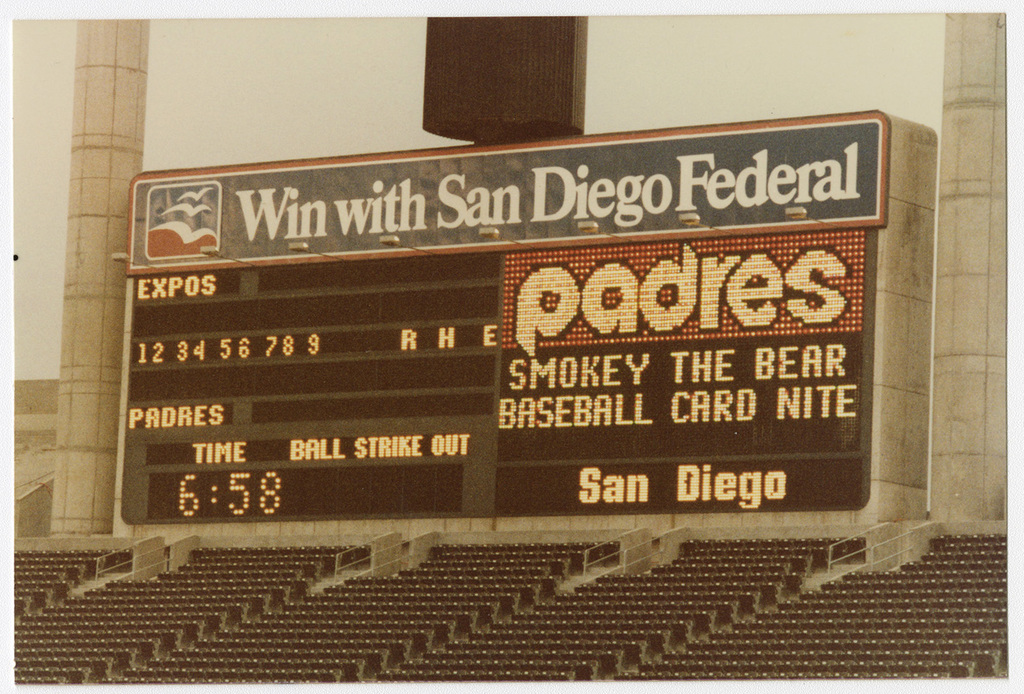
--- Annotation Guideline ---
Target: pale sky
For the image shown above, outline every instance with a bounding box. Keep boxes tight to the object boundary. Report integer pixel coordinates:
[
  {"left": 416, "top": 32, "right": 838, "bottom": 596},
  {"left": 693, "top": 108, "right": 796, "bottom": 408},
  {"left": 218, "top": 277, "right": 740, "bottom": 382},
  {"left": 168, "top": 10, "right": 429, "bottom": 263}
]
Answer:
[{"left": 11, "top": 13, "right": 949, "bottom": 380}]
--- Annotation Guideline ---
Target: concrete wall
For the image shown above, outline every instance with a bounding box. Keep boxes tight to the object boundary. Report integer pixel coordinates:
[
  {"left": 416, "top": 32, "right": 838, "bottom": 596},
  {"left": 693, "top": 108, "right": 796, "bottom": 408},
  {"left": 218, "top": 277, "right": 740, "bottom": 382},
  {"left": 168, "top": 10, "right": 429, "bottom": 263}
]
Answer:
[
  {"left": 16, "top": 487, "right": 53, "bottom": 539},
  {"left": 930, "top": 13, "right": 1006, "bottom": 521},
  {"left": 865, "top": 115, "right": 938, "bottom": 521},
  {"left": 167, "top": 535, "right": 200, "bottom": 571},
  {"left": 50, "top": 20, "right": 148, "bottom": 535},
  {"left": 15, "top": 535, "right": 131, "bottom": 552},
  {"left": 14, "top": 380, "right": 58, "bottom": 537},
  {"left": 128, "top": 535, "right": 166, "bottom": 580},
  {"left": 14, "top": 380, "right": 58, "bottom": 489}
]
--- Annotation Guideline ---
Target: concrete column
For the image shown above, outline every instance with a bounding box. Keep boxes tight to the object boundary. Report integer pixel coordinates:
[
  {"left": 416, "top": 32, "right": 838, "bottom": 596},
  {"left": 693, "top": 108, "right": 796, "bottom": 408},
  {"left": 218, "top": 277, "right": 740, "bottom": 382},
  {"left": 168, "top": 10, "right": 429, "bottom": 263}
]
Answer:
[
  {"left": 51, "top": 20, "right": 148, "bottom": 535},
  {"left": 931, "top": 14, "right": 1006, "bottom": 520}
]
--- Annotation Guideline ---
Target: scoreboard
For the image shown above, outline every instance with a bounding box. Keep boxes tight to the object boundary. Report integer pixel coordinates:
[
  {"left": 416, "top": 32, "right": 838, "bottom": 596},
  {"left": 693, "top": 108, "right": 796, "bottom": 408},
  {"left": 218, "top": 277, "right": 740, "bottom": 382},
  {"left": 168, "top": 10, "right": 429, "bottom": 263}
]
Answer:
[
  {"left": 120, "top": 114, "right": 888, "bottom": 523},
  {"left": 119, "top": 228, "right": 875, "bottom": 523}
]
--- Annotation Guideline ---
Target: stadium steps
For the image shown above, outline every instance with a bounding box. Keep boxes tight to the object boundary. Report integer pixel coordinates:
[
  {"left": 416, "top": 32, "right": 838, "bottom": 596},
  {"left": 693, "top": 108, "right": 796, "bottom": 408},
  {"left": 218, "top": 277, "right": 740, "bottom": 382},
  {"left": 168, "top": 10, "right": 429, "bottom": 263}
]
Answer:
[
  {"left": 388, "top": 538, "right": 820, "bottom": 681},
  {"left": 19, "top": 535, "right": 1004, "bottom": 681},
  {"left": 626, "top": 534, "right": 1006, "bottom": 679},
  {"left": 69, "top": 568, "right": 133, "bottom": 597},
  {"left": 306, "top": 568, "right": 363, "bottom": 594},
  {"left": 553, "top": 555, "right": 623, "bottom": 594},
  {"left": 15, "top": 548, "right": 133, "bottom": 621},
  {"left": 16, "top": 545, "right": 351, "bottom": 684}
]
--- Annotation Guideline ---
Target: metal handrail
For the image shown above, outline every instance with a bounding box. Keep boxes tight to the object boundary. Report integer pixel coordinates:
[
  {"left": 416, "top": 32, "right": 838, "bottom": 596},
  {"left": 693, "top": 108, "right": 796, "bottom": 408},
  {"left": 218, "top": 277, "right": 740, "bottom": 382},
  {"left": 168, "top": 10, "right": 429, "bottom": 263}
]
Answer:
[
  {"left": 827, "top": 522, "right": 891, "bottom": 571},
  {"left": 97, "top": 555, "right": 133, "bottom": 578},
  {"left": 124, "top": 556, "right": 169, "bottom": 582},
  {"left": 865, "top": 522, "right": 933, "bottom": 570},
  {"left": 583, "top": 530, "right": 650, "bottom": 577},
  {"left": 15, "top": 473, "right": 54, "bottom": 501},
  {"left": 95, "top": 549, "right": 133, "bottom": 579},
  {"left": 334, "top": 533, "right": 402, "bottom": 577},
  {"left": 335, "top": 544, "right": 373, "bottom": 576},
  {"left": 621, "top": 541, "right": 657, "bottom": 574},
  {"left": 829, "top": 521, "right": 934, "bottom": 580},
  {"left": 15, "top": 471, "right": 55, "bottom": 492},
  {"left": 349, "top": 553, "right": 404, "bottom": 580},
  {"left": 582, "top": 534, "right": 626, "bottom": 575},
  {"left": 98, "top": 543, "right": 166, "bottom": 582}
]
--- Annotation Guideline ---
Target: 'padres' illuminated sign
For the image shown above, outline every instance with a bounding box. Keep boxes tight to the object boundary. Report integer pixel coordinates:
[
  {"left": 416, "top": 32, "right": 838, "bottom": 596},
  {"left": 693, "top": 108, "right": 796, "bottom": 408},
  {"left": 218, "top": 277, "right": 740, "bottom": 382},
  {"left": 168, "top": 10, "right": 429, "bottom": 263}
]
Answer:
[{"left": 494, "top": 230, "right": 871, "bottom": 514}]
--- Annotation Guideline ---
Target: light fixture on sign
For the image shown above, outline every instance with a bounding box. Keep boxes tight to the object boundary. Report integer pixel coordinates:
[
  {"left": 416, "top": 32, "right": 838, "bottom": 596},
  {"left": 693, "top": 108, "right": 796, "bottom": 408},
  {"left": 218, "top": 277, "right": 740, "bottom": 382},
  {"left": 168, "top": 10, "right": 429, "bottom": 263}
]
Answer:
[
  {"left": 479, "top": 227, "right": 529, "bottom": 246},
  {"left": 576, "top": 219, "right": 624, "bottom": 244},
  {"left": 379, "top": 235, "right": 436, "bottom": 255},
  {"left": 200, "top": 246, "right": 255, "bottom": 266},
  {"left": 288, "top": 241, "right": 342, "bottom": 261},
  {"left": 678, "top": 212, "right": 702, "bottom": 227},
  {"left": 676, "top": 211, "right": 730, "bottom": 234},
  {"left": 113, "top": 251, "right": 151, "bottom": 268},
  {"left": 782, "top": 205, "right": 848, "bottom": 232}
]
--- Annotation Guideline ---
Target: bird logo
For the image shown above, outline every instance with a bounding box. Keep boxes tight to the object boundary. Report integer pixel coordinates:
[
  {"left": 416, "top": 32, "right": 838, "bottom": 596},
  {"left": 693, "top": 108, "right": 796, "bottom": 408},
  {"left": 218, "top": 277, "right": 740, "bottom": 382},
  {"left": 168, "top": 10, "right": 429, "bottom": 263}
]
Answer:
[{"left": 145, "top": 182, "right": 222, "bottom": 260}]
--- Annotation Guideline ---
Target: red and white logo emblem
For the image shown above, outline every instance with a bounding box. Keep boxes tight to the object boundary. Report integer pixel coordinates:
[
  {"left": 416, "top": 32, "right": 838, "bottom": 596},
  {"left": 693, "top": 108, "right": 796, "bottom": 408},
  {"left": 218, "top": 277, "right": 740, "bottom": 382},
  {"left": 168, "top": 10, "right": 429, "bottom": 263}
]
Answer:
[{"left": 145, "top": 182, "right": 222, "bottom": 260}]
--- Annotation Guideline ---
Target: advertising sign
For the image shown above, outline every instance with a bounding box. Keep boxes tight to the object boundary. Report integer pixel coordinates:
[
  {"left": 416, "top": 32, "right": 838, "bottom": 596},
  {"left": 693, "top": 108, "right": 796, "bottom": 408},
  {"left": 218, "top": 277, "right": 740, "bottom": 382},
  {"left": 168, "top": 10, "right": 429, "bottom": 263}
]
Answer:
[{"left": 126, "top": 112, "right": 889, "bottom": 275}]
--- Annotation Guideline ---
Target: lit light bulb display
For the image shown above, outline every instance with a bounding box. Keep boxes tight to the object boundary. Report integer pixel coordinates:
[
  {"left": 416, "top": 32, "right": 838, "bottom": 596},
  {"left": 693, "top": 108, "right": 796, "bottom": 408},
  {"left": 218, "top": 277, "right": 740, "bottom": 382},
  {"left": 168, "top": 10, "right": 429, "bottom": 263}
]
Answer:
[{"left": 120, "top": 229, "right": 874, "bottom": 523}]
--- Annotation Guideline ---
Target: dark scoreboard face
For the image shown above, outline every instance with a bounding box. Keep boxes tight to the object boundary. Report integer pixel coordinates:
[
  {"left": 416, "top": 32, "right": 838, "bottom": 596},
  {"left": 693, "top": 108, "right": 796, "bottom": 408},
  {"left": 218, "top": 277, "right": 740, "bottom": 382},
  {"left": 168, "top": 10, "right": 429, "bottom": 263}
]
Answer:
[{"left": 120, "top": 229, "right": 875, "bottom": 523}]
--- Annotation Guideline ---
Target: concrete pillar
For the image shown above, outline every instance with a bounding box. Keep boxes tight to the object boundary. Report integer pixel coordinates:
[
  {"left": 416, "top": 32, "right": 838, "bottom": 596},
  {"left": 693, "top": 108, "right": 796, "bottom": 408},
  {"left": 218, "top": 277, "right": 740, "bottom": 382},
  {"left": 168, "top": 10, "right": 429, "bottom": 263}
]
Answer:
[
  {"left": 931, "top": 14, "right": 1006, "bottom": 520},
  {"left": 51, "top": 20, "right": 148, "bottom": 535}
]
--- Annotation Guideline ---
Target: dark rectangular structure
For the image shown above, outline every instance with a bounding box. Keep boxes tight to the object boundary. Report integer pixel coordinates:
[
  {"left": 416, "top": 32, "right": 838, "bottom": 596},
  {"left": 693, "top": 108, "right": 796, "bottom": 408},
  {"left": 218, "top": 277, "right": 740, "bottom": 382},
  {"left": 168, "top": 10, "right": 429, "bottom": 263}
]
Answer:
[{"left": 120, "top": 228, "right": 875, "bottom": 523}]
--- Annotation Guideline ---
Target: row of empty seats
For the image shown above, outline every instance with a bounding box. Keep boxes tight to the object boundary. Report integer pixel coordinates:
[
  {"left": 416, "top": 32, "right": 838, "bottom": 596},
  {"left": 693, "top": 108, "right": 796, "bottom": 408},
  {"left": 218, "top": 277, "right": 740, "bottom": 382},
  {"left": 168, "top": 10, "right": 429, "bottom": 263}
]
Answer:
[
  {"left": 627, "top": 534, "right": 1006, "bottom": 680},
  {"left": 15, "top": 549, "right": 131, "bottom": 620},
  {"left": 390, "top": 537, "right": 841, "bottom": 681},
  {"left": 15, "top": 534, "right": 1006, "bottom": 682},
  {"left": 114, "top": 541, "right": 585, "bottom": 683},
  {"left": 15, "top": 545, "right": 352, "bottom": 684}
]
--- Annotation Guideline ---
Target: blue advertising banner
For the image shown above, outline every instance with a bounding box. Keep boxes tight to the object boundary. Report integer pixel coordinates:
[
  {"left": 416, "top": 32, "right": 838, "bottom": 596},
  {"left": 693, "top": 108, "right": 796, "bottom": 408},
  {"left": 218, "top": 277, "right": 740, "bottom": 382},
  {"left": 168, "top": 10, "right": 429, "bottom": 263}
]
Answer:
[{"left": 126, "top": 111, "right": 889, "bottom": 274}]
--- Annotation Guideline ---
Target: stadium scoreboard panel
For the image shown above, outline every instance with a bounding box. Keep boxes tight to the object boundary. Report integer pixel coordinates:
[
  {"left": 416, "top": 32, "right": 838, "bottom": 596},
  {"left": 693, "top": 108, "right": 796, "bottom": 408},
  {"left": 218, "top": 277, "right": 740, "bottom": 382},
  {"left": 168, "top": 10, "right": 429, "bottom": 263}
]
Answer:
[
  {"left": 119, "top": 228, "right": 875, "bottom": 523},
  {"left": 120, "top": 114, "right": 888, "bottom": 523}
]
